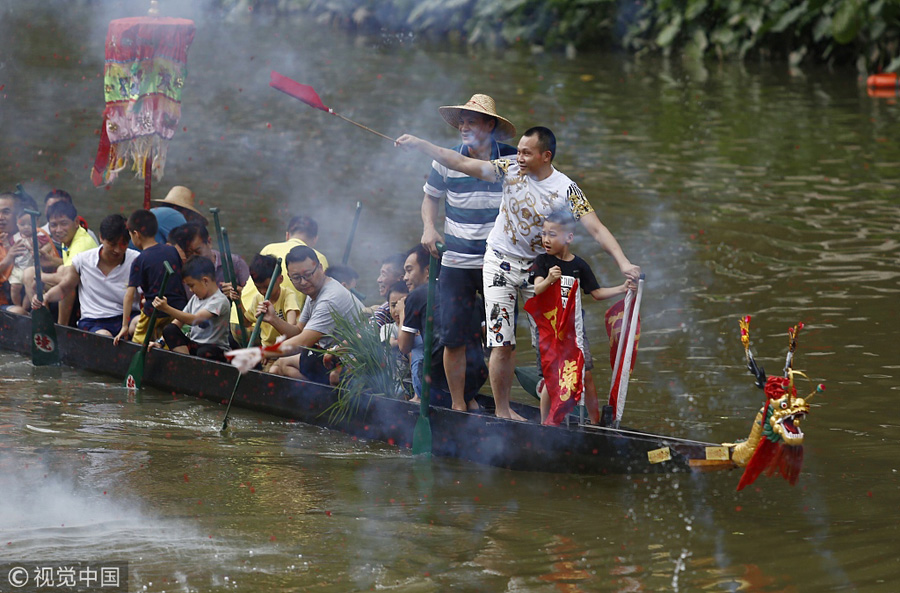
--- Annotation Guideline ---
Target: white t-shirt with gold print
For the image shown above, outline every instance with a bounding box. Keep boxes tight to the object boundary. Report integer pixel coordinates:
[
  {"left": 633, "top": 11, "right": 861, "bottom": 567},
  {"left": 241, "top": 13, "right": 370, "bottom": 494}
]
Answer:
[{"left": 485, "top": 159, "right": 594, "bottom": 261}]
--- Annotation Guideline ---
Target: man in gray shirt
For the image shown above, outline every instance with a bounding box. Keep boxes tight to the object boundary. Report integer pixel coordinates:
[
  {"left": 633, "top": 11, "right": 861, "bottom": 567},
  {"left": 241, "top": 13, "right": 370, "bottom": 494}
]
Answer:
[{"left": 266, "top": 245, "right": 362, "bottom": 382}]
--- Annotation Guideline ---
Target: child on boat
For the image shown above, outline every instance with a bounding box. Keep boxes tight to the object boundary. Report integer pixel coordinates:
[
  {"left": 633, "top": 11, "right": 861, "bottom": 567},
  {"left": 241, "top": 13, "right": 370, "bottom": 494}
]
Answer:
[
  {"left": 115, "top": 210, "right": 187, "bottom": 345},
  {"left": 242, "top": 253, "right": 301, "bottom": 347},
  {"left": 530, "top": 211, "right": 634, "bottom": 425},
  {"left": 9, "top": 203, "right": 54, "bottom": 308},
  {"left": 151, "top": 255, "right": 231, "bottom": 362}
]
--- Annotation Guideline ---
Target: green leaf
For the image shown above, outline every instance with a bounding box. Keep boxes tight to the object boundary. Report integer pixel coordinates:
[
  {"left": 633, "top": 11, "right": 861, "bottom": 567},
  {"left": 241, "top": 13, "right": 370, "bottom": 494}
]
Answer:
[
  {"left": 655, "top": 14, "right": 682, "bottom": 48},
  {"left": 886, "top": 54, "right": 900, "bottom": 73},
  {"left": 832, "top": 0, "right": 862, "bottom": 44},
  {"left": 771, "top": 1, "right": 808, "bottom": 33},
  {"left": 685, "top": 0, "right": 708, "bottom": 21},
  {"left": 813, "top": 15, "right": 832, "bottom": 42}
]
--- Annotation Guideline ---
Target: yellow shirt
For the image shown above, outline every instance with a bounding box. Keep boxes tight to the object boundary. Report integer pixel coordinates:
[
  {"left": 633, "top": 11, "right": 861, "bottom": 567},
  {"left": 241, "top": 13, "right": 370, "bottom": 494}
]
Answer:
[
  {"left": 239, "top": 285, "right": 301, "bottom": 348},
  {"left": 257, "top": 238, "right": 329, "bottom": 311},
  {"left": 62, "top": 227, "right": 99, "bottom": 266}
]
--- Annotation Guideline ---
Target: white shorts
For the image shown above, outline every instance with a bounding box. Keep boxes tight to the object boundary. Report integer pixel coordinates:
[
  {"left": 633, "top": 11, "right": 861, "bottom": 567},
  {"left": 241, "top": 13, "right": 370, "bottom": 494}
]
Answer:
[{"left": 482, "top": 249, "right": 537, "bottom": 348}]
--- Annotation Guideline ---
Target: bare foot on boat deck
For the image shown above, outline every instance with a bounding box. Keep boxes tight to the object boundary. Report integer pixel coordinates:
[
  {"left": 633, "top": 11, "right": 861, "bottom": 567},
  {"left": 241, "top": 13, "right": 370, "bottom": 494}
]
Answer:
[
  {"left": 409, "top": 396, "right": 420, "bottom": 404},
  {"left": 495, "top": 408, "right": 527, "bottom": 422}
]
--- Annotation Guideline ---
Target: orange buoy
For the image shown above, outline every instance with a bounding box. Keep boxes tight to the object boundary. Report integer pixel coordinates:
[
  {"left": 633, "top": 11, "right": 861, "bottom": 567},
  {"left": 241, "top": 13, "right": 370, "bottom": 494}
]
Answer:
[{"left": 867, "top": 72, "right": 899, "bottom": 88}]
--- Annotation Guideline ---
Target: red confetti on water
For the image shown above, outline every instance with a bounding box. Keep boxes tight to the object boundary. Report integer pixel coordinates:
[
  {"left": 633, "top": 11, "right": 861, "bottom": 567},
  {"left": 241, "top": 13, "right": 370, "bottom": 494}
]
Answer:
[
  {"left": 250, "top": 486, "right": 256, "bottom": 493},
  {"left": 260, "top": 217, "right": 267, "bottom": 223},
  {"left": 103, "top": 491, "right": 107, "bottom": 495},
  {"left": 266, "top": 123, "right": 271, "bottom": 128},
  {"left": 269, "top": 535, "right": 276, "bottom": 541},
  {"left": 325, "top": 510, "right": 332, "bottom": 516},
  {"left": 867, "top": 491, "right": 873, "bottom": 497},
  {"left": 735, "top": 506, "right": 742, "bottom": 512},
  {"left": 184, "top": 474, "right": 190, "bottom": 482},
  {"left": 387, "top": 438, "right": 395, "bottom": 445},
  {"left": 0, "top": 85, "right": 4, "bottom": 91},
  {"left": 224, "top": 105, "right": 229, "bottom": 111}
]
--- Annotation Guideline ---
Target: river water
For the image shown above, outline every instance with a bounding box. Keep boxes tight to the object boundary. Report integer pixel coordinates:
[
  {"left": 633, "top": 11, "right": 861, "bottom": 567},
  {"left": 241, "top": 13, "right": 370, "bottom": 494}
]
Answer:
[{"left": 2, "top": 1, "right": 899, "bottom": 591}]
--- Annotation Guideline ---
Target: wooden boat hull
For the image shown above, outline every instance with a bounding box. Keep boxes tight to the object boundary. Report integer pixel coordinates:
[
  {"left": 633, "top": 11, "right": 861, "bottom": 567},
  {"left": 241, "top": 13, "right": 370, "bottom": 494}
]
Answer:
[{"left": 0, "top": 310, "right": 735, "bottom": 475}]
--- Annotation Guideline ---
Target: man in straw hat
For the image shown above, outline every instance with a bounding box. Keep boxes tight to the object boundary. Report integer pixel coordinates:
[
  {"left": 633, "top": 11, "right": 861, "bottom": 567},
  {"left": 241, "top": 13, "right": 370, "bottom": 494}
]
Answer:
[
  {"left": 150, "top": 185, "right": 207, "bottom": 245},
  {"left": 419, "top": 94, "right": 517, "bottom": 413},
  {"left": 397, "top": 126, "right": 641, "bottom": 421}
]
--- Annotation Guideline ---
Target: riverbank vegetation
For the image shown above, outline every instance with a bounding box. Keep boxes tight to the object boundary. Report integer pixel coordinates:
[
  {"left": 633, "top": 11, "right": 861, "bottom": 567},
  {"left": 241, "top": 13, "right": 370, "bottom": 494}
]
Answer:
[{"left": 212, "top": 0, "right": 899, "bottom": 71}]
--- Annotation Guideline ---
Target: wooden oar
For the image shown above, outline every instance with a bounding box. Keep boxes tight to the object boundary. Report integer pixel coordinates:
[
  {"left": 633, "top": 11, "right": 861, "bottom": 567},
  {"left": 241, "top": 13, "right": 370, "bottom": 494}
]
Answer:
[
  {"left": 221, "top": 257, "right": 281, "bottom": 431},
  {"left": 209, "top": 208, "right": 249, "bottom": 347},
  {"left": 25, "top": 209, "right": 59, "bottom": 366},
  {"left": 412, "top": 243, "right": 444, "bottom": 456},
  {"left": 341, "top": 201, "right": 362, "bottom": 265},
  {"left": 125, "top": 261, "right": 174, "bottom": 391}
]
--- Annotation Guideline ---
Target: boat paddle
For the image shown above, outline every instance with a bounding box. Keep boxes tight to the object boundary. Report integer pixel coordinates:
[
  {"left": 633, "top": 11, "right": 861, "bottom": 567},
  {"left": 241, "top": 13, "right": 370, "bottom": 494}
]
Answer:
[
  {"left": 221, "top": 257, "right": 281, "bottom": 432},
  {"left": 125, "top": 261, "right": 174, "bottom": 391},
  {"left": 25, "top": 209, "right": 60, "bottom": 366},
  {"left": 412, "top": 243, "right": 444, "bottom": 457},
  {"left": 269, "top": 71, "right": 394, "bottom": 142},
  {"left": 209, "top": 208, "right": 250, "bottom": 347},
  {"left": 341, "top": 201, "right": 362, "bottom": 265}
]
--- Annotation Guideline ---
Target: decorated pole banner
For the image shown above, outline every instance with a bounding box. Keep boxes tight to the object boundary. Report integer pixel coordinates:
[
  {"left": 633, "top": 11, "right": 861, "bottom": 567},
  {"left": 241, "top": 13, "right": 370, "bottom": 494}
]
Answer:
[
  {"left": 524, "top": 279, "right": 585, "bottom": 426},
  {"left": 605, "top": 275, "right": 644, "bottom": 425},
  {"left": 91, "top": 7, "right": 195, "bottom": 210}
]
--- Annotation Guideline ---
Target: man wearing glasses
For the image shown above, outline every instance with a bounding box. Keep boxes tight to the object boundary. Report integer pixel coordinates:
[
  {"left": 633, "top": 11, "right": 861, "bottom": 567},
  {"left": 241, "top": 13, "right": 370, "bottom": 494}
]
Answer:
[{"left": 266, "top": 245, "right": 362, "bottom": 382}]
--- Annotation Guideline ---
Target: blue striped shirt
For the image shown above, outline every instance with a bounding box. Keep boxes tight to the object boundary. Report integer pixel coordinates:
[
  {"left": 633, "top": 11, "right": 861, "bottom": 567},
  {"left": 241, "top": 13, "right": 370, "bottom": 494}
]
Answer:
[{"left": 423, "top": 141, "right": 517, "bottom": 269}]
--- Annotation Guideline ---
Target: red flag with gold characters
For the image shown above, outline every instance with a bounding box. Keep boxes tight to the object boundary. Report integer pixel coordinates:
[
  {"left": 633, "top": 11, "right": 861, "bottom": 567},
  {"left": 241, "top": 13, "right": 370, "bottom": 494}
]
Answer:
[
  {"left": 91, "top": 15, "right": 195, "bottom": 188},
  {"left": 524, "top": 280, "right": 585, "bottom": 426}
]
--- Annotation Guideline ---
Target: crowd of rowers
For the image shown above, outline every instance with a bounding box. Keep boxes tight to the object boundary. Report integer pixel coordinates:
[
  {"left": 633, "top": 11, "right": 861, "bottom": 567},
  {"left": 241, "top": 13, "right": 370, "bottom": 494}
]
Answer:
[{"left": 0, "top": 92, "right": 641, "bottom": 424}]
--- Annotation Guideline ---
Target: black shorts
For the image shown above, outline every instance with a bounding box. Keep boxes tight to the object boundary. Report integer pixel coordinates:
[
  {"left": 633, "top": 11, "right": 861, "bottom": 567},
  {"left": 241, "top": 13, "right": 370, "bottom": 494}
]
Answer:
[
  {"left": 298, "top": 348, "right": 330, "bottom": 384},
  {"left": 438, "top": 266, "right": 484, "bottom": 348},
  {"left": 162, "top": 324, "right": 227, "bottom": 362}
]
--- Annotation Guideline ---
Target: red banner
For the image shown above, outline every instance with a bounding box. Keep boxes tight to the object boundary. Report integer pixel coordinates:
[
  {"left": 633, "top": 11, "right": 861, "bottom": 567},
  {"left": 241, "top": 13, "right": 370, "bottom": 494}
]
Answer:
[
  {"left": 605, "top": 295, "right": 641, "bottom": 419},
  {"left": 524, "top": 280, "right": 584, "bottom": 426}
]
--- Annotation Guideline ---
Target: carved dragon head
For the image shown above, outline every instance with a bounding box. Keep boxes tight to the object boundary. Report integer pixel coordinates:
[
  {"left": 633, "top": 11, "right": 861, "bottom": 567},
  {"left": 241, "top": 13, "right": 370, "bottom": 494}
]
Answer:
[
  {"left": 732, "top": 318, "right": 824, "bottom": 491},
  {"left": 761, "top": 375, "right": 809, "bottom": 446}
]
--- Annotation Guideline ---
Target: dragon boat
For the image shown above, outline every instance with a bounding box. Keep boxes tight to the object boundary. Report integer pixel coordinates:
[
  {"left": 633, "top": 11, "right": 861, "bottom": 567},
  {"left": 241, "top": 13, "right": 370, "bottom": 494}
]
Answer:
[{"left": 0, "top": 309, "right": 820, "bottom": 486}]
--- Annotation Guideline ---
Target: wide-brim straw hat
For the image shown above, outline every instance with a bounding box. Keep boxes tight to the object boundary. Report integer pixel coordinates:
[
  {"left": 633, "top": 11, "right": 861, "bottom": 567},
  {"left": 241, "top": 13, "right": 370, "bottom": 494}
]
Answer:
[
  {"left": 152, "top": 185, "right": 207, "bottom": 221},
  {"left": 438, "top": 94, "right": 517, "bottom": 141}
]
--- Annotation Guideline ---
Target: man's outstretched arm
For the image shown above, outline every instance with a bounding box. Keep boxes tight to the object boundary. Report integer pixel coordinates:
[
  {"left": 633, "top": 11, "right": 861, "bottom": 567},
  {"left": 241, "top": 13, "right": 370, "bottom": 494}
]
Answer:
[{"left": 396, "top": 134, "right": 496, "bottom": 182}]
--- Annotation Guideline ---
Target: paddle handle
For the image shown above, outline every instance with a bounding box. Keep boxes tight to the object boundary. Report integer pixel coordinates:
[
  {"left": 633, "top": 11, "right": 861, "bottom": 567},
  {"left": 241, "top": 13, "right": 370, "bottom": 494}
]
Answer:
[
  {"left": 222, "top": 228, "right": 250, "bottom": 346},
  {"left": 341, "top": 201, "right": 362, "bottom": 265},
  {"left": 24, "top": 209, "right": 45, "bottom": 301},
  {"left": 247, "top": 257, "right": 281, "bottom": 348},
  {"left": 419, "top": 242, "right": 445, "bottom": 420},
  {"left": 141, "top": 261, "right": 174, "bottom": 353}
]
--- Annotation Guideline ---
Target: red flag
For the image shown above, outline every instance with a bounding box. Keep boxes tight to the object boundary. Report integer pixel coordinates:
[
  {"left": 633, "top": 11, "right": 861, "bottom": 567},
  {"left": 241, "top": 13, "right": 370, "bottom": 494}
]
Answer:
[
  {"left": 524, "top": 280, "right": 585, "bottom": 426},
  {"left": 270, "top": 71, "right": 330, "bottom": 112},
  {"left": 605, "top": 294, "right": 641, "bottom": 421}
]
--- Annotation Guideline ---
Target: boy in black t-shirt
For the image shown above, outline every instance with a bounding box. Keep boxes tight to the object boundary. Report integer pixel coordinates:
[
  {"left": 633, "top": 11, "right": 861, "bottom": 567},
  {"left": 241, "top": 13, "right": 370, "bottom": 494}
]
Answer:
[
  {"left": 114, "top": 210, "right": 187, "bottom": 346},
  {"left": 531, "top": 211, "right": 634, "bottom": 424}
]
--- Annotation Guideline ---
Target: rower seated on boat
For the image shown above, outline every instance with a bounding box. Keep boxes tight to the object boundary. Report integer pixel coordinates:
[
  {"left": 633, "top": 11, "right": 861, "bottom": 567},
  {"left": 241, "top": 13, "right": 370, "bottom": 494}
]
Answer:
[
  {"left": 237, "top": 253, "right": 301, "bottom": 349},
  {"left": 150, "top": 255, "right": 232, "bottom": 362},
  {"left": 265, "top": 246, "right": 363, "bottom": 383}
]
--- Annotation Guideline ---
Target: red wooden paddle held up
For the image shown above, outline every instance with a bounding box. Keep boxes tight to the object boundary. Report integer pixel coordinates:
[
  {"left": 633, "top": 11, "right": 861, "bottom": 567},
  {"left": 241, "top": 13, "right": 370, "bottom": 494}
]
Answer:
[{"left": 269, "top": 71, "right": 394, "bottom": 142}]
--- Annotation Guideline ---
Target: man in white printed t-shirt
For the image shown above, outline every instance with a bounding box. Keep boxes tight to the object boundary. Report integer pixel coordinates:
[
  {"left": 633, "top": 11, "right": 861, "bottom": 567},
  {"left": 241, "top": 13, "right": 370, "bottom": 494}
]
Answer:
[
  {"left": 31, "top": 214, "right": 140, "bottom": 336},
  {"left": 396, "top": 126, "right": 641, "bottom": 421}
]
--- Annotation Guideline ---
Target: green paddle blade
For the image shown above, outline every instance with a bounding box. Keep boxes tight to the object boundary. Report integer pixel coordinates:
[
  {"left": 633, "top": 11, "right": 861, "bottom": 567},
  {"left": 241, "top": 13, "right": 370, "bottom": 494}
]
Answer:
[
  {"left": 125, "top": 349, "right": 146, "bottom": 391},
  {"left": 125, "top": 261, "right": 174, "bottom": 391},
  {"left": 412, "top": 413, "right": 432, "bottom": 457},
  {"left": 31, "top": 306, "right": 60, "bottom": 366},
  {"left": 515, "top": 366, "right": 542, "bottom": 399}
]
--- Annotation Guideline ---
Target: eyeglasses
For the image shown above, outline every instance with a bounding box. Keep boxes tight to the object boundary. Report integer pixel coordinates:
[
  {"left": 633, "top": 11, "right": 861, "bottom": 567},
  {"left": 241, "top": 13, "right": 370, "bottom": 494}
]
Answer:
[{"left": 288, "top": 263, "right": 320, "bottom": 284}]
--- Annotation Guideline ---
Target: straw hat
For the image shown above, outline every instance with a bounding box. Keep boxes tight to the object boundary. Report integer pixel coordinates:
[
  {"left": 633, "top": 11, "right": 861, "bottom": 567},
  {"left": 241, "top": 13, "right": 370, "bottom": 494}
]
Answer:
[
  {"left": 438, "top": 94, "right": 517, "bottom": 141},
  {"left": 152, "top": 185, "right": 206, "bottom": 221}
]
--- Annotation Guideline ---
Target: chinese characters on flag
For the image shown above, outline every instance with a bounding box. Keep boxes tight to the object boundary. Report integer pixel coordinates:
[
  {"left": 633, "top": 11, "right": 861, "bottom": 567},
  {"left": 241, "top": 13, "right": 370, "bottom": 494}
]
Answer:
[{"left": 524, "top": 279, "right": 585, "bottom": 426}]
